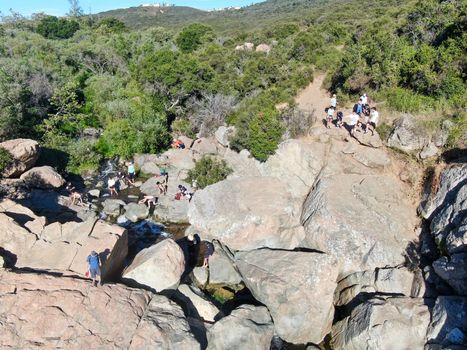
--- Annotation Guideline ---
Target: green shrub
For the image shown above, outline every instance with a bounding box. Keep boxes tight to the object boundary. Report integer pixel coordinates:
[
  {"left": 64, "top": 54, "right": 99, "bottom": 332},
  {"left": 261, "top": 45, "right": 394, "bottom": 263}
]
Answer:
[
  {"left": 0, "top": 147, "right": 12, "bottom": 174},
  {"left": 186, "top": 156, "right": 232, "bottom": 189},
  {"left": 375, "top": 122, "right": 392, "bottom": 142},
  {"left": 67, "top": 139, "right": 103, "bottom": 175},
  {"left": 97, "top": 17, "right": 127, "bottom": 33},
  {"left": 171, "top": 118, "right": 196, "bottom": 138},
  {"left": 176, "top": 23, "right": 214, "bottom": 53},
  {"left": 36, "top": 16, "right": 79, "bottom": 39}
]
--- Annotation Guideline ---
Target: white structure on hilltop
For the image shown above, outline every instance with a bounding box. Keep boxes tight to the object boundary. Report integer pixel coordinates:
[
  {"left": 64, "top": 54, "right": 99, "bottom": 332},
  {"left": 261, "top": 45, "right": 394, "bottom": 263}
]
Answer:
[{"left": 140, "top": 3, "right": 173, "bottom": 7}]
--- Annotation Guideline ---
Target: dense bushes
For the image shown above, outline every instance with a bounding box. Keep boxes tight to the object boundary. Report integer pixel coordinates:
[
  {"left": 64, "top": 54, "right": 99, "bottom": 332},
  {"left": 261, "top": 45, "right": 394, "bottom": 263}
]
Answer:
[
  {"left": 0, "top": 148, "right": 12, "bottom": 174},
  {"left": 36, "top": 16, "right": 79, "bottom": 39},
  {"left": 176, "top": 23, "right": 214, "bottom": 53},
  {"left": 186, "top": 156, "right": 232, "bottom": 189}
]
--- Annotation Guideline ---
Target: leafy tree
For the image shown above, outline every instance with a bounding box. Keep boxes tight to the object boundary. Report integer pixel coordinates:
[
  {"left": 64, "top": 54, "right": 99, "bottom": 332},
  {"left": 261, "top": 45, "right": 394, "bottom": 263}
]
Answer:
[
  {"left": 36, "top": 16, "right": 79, "bottom": 39},
  {"left": 97, "top": 17, "right": 127, "bottom": 33},
  {"left": 0, "top": 147, "right": 12, "bottom": 174},
  {"left": 186, "top": 156, "right": 232, "bottom": 189},
  {"left": 176, "top": 23, "right": 214, "bottom": 53}
]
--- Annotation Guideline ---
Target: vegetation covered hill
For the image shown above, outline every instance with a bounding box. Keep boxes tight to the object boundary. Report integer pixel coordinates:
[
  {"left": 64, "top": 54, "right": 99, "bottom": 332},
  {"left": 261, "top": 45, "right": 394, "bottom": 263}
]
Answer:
[{"left": 0, "top": 0, "right": 465, "bottom": 176}]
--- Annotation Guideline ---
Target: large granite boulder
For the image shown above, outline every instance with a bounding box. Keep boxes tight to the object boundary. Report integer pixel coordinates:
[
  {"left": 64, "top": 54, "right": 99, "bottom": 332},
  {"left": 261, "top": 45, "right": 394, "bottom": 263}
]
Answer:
[
  {"left": 191, "top": 138, "right": 218, "bottom": 157},
  {"left": 122, "top": 239, "right": 185, "bottom": 292},
  {"left": 176, "top": 284, "right": 221, "bottom": 322},
  {"left": 188, "top": 177, "right": 305, "bottom": 251},
  {"left": 235, "top": 249, "right": 339, "bottom": 344},
  {"left": 0, "top": 270, "right": 199, "bottom": 349},
  {"left": 0, "top": 138, "right": 40, "bottom": 178},
  {"left": 433, "top": 253, "right": 467, "bottom": 296},
  {"left": 260, "top": 139, "right": 326, "bottom": 199},
  {"left": 387, "top": 114, "right": 430, "bottom": 153},
  {"left": 208, "top": 241, "right": 242, "bottom": 285},
  {"left": 124, "top": 203, "right": 149, "bottom": 223},
  {"left": 334, "top": 267, "right": 424, "bottom": 306},
  {"left": 332, "top": 297, "right": 430, "bottom": 350},
  {"left": 129, "top": 294, "right": 201, "bottom": 350},
  {"left": 426, "top": 296, "right": 467, "bottom": 348},
  {"left": 103, "top": 199, "right": 126, "bottom": 217},
  {"left": 223, "top": 148, "right": 261, "bottom": 178},
  {"left": 207, "top": 305, "right": 274, "bottom": 350},
  {"left": 300, "top": 173, "right": 417, "bottom": 276},
  {"left": 0, "top": 201, "right": 128, "bottom": 280},
  {"left": 20, "top": 166, "right": 65, "bottom": 189}
]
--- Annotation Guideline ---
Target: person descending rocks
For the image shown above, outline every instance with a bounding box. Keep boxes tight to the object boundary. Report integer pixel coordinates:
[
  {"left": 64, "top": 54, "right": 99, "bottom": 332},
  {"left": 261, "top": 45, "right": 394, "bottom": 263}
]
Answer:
[
  {"left": 156, "top": 181, "right": 167, "bottom": 196},
  {"left": 66, "top": 182, "right": 84, "bottom": 206},
  {"left": 127, "top": 162, "right": 136, "bottom": 184},
  {"left": 348, "top": 111, "right": 360, "bottom": 137},
  {"left": 368, "top": 107, "right": 380, "bottom": 135},
  {"left": 139, "top": 195, "right": 158, "bottom": 208},
  {"left": 86, "top": 251, "right": 101, "bottom": 287},
  {"left": 336, "top": 111, "right": 344, "bottom": 128},
  {"left": 354, "top": 98, "right": 364, "bottom": 116},
  {"left": 330, "top": 93, "right": 337, "bottom": 109},
  {"left": 326, "top": 106, "right": 335, "bottom": 129},
  {"left": 203, "top": 241, "right": 214, "bottom": 267}
]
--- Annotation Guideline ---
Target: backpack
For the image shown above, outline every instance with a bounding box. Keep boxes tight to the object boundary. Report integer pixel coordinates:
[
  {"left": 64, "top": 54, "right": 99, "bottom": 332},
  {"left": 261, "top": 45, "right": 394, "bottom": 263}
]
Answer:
[
  {"left": 353, "top": 104, "right": 358, "bottom": 113},
  {"left": 324, "top": 107, "right": 329, "bottom": 113},
  {"left": 337, "top": 111, "right": 344, "bottom": 119},
  {"left": 175, "top": 192, "right": 182, "bottom": 200}
]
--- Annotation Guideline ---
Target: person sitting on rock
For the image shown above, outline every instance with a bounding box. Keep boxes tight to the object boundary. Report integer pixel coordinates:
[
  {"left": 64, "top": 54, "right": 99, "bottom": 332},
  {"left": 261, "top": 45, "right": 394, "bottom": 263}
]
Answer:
[
  {"left": 171, "top": 139, "right": 185, "bottom": 149},
  {"left": 139, "top": 195, "right": 158, "bottom": 208},
  {"left": 108, "top": 177, "right": 118, "bottom": 196},
  {"left": 86, "top": 251, "right": 101, "bottom": 287},
  {"left": 66, "top": 182, "right": 84, "bottom": 206},
  {"left": 156, "top": 180, "right": 167, "bottom": 195}
]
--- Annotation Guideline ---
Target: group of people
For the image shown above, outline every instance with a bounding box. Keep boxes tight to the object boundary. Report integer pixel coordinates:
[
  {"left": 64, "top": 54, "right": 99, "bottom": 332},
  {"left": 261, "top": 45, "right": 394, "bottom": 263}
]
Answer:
[
  {"left": 108, "top": 162, "right": 137, "bottom": 196},
  {"left": 325, "top": 93, "right": 380, "bottom": 136}
]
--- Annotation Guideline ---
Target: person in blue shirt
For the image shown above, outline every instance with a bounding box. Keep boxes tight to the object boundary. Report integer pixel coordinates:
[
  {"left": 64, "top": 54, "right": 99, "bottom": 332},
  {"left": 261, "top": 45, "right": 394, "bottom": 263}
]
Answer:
[
  {"left": 86, "top": 251, "right": 101, "bottom": 287},
  {"left": 128, "top": 162, "right": 136, "bottom": 184}
]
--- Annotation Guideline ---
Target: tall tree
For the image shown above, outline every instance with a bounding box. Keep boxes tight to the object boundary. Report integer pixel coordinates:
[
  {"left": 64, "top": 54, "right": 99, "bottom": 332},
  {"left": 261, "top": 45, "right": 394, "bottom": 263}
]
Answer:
[{"left": 67, "top": 0, "right": 83, "bottom": 17}]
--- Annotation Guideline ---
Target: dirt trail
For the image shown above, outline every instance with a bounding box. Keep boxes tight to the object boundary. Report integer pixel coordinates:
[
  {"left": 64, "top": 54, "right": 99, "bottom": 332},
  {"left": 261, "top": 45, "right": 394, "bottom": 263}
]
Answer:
[{"left": 295, "top": 73, "right": 330, "bottom": 116}]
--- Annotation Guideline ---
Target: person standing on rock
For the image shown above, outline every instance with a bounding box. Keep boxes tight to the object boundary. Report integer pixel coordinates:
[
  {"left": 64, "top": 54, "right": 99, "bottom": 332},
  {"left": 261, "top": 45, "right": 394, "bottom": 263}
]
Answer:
[
  {"left": 368, "top": 107, "right": 379, "bottom": 135},
  {"left": 108, "top": 177, "right": 118, "bottom": 196},
  {"left": 127, "top": 162, "right": 136, "bottom": 185},
  {"left": 348, "top": 112, "right": 360, "bottom": 136},
  {"left": 86, "top": 251, "right": 101, "bottom": 287},
  {"left": 326, "top": 106, "right": 335, "bottom": 129},
  {"left": 330, "top": 94, "right": 337, "bottom": 109}
]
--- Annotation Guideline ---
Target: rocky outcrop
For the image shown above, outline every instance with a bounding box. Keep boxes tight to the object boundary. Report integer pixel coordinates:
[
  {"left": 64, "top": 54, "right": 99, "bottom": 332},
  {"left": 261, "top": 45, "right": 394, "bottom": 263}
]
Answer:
[
  {"left": 103, "top": 199, "right": 126, "bottom": 217},
  {"left": 426, "top": 296, "right": 467, "bottom": 348},
  {"left": 177, "top": 284, "right": 221, "bottom": 322},
  {"left": 122, "top": 239, "right": 185, "bottom": 292},
  {"left": 191, "top": 138, "right": 218, "bottom": 157},
  {"left": 223, "top": 148, "right": 261, "bottom": 178},
  {"left": 300, "top": 173, "right": 417, "bottom": 276},
  {"left": 123, "top": 202, "right": 149, "bottom": 222},
  {"left": 20, "top": 166, "right": 65, "bottom": 188},
  {"left": 387, "top": 114, "right": 429, "bottom": 153},
  {"left": 235, "top": 249, "right": 338, "bottom": 344},
  {"left": 188, "top": 177, "right": 305, "bottom": 251},
  {"left": 256, "top": 44, "right": 271, "bottom": 54},
  {"left": 334, "top": 267, "right": 425, "bottom": 306},
  {"left": 0, "top": 201, "right": 127, "bottom": 280},
  {"left": 332, "top": 297, "right": 430, "bottom": 350},
  {"left": 214, "top": 126, "right": 235, "bottom": 147},
  {"left": 208, "top": 241, "right": 242, "bottom": 285},
  {"left": 0, "top": 269, "right": 199, "bottom": 349},
  {"left": 207, "top": 305, "right": 274, "bottom": 350},
  {"left": 0, "top": 138, "right": 40, "bottom": 178},
  {"left": 433, "top": 253, "right": 467, "bottom": 296}
]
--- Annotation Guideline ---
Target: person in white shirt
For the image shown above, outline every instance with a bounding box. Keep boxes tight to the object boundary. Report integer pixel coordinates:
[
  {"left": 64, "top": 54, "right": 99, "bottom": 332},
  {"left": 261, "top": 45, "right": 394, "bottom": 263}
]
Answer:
[
  {"left": 326, "top": 106, "right": 335, "bottom": 129},
  {"left": 348, "top": 112, "right": 360, "bottom": 136},
  {"left": 368, "top": 107, "right": 379, "bottom": 135},
  {"left": 361, "top": 93, "right": 368, "bottom": 105},
  {"left": 108, "top": 177, "right": 118, "bottom": 196},
  {"left": 330, "top": 94, "right": 337, "bottom": 108}
]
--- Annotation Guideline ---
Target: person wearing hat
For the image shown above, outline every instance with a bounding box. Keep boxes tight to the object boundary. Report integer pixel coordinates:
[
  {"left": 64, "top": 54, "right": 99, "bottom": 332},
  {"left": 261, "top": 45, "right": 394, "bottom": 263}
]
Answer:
[
  {"left": 86, "top": 251, "right": 101, "bottom": 287},
  {"left": 330, "top": 94, "right": 337, "bottom": 109},
  {"left": 361, "top": 93, "right": 368, "bottom": 105}
]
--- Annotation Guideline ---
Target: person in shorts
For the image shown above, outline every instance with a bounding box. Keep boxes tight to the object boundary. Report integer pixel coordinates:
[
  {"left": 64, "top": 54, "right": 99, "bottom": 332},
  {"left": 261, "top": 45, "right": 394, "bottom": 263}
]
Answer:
[
  {"left": 348, "top": 112, "right": 360, "bottom": 136},
  {"left": 86, "top": 251, "right": 101, "bottom": 287},
  {"left": 368, "top": 107, "right": 379, "bottom": 135},
  {"left": 127, "top": 162, "right": 136, "bottom": 184},
  {"left": 108, "top": 177, "right": 118, "bottom": 196},
  {"left": 326, "top": 106, "right": 335, "bottom": 129}
]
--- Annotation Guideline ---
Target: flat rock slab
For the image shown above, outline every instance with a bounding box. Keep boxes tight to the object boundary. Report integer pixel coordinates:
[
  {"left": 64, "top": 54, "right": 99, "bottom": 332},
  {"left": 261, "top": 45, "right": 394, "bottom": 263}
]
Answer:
[{"left": 235, "top": 249, "right": 339, "bottom": 344}]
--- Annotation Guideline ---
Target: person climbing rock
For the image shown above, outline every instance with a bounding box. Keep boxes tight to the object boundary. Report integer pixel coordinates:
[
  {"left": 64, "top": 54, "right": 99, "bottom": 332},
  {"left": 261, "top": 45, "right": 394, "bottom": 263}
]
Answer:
[
  {"left": 203, "top": 241, "right": 214, "bottom": 267},
  {"left": 368, "top": 107, "right": 380, "bottom": 135},
  {"left": 108, "top": 176, "right": 118, "bottom": 196},
  {"left": 187, "top": 234, "right": 200, "bottom": 267},
  {"left": 326, "top": 106, "right": 335, "bottom": 129},
  {"left": 139, "top": 195, "right": 158, "bottom": 208},
  {"left": 86, "top": 251, "right": 101, "bottom": 287},
  {"left": 348, "top": 112, "right": 360, "bottom": 136}
]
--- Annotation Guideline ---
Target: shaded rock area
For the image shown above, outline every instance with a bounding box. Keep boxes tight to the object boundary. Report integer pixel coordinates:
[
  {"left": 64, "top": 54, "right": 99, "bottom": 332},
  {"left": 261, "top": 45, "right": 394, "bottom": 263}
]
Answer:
[
  {"left": 332, "top": 297, "right": 431, "bottom": 350},
  {"left": 0, "top": 269, "right": 199, "bottom": 349},
  {"left": 176, "top": 284, "right": 221, "bottom": 322},
  {"left": 122, "top": 238, "right": 185, "bottom": 292},
  {"left": 20, "top": 166, "right": 65, "bottom": 189},
  {"left": 207, "top": 305, "right": 274, "bottom": 350},
  {"left": 235, "top": 249, "right": 339, "bottom": 344},
  {"left": 0, "top": 138, "right": 40, "bottom": 178},
  {"left": 0, "top": 200, "right": 127, "bottom": 281}
]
